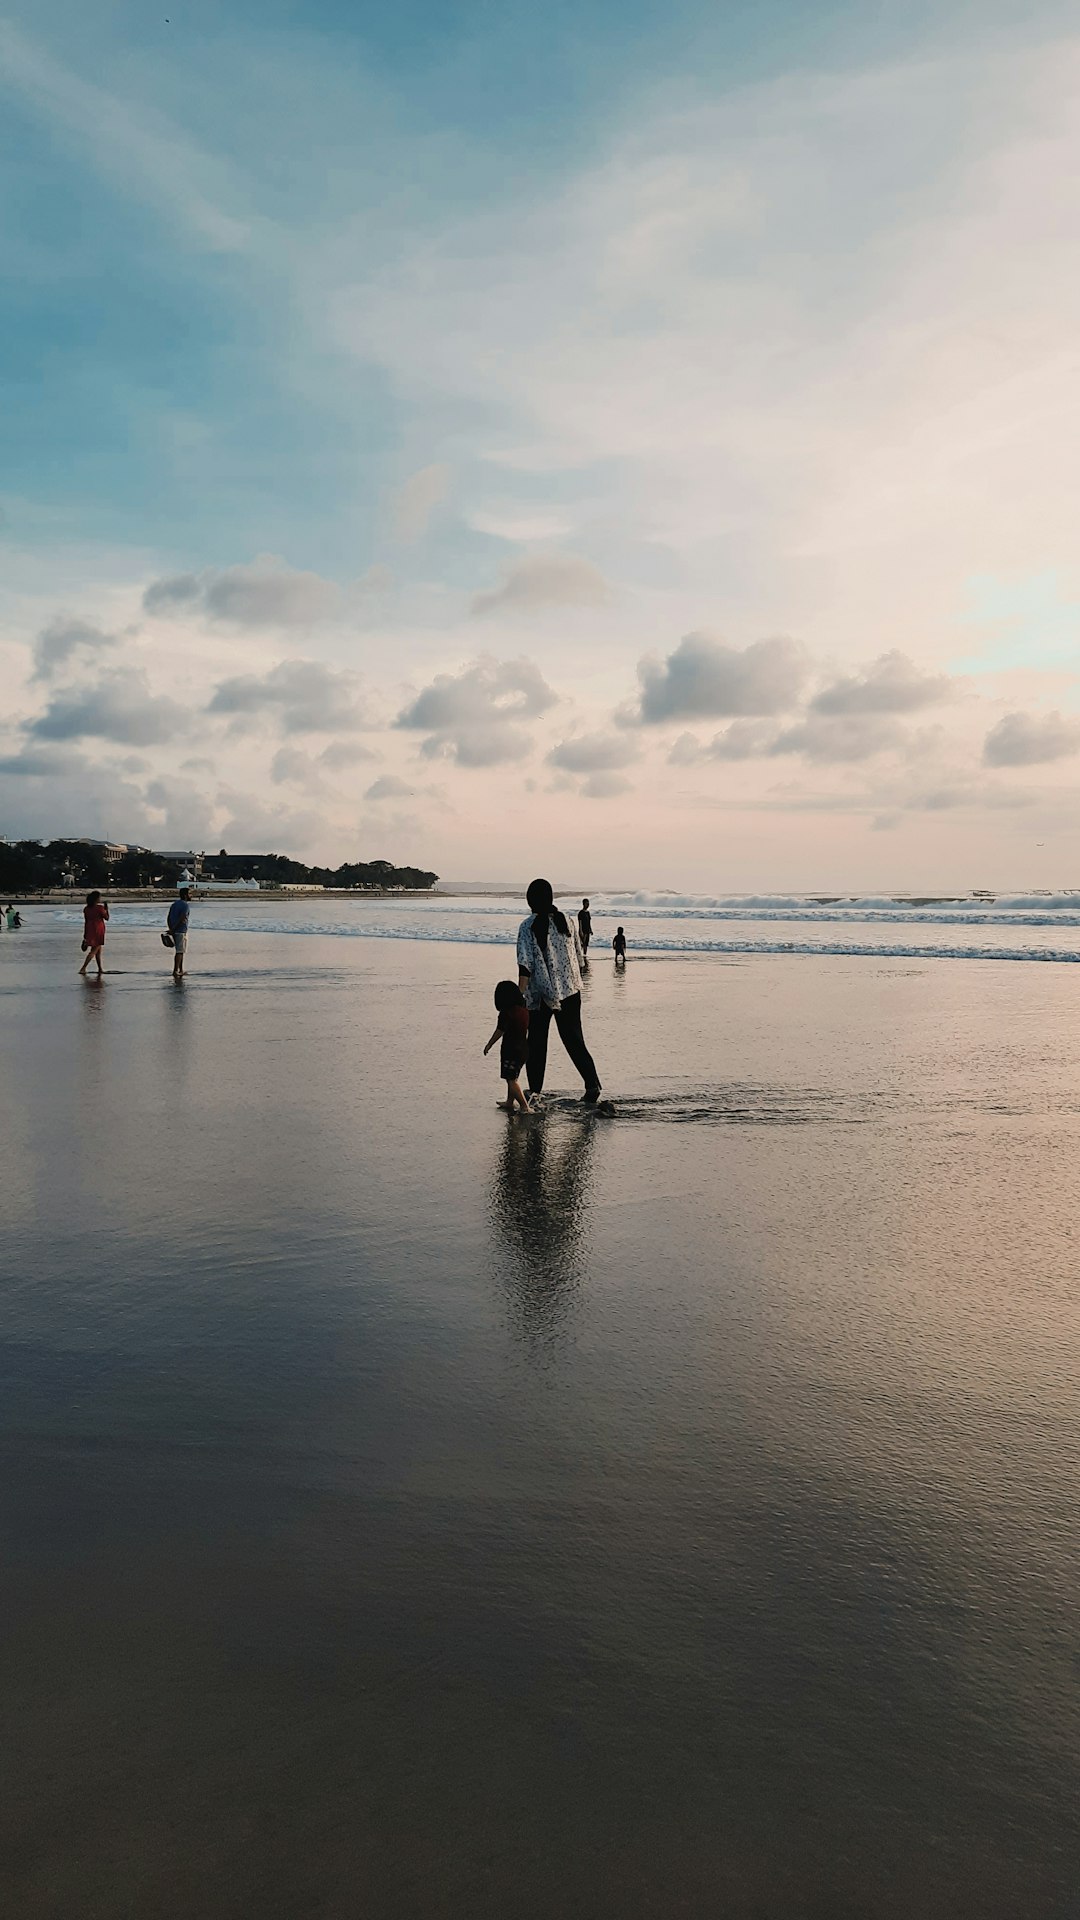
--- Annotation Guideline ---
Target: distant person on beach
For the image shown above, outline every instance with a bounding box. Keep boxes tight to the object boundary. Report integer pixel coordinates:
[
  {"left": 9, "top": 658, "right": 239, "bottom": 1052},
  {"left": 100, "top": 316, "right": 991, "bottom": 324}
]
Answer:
[
  {"left": 166, "top": 887, "right": 191, "bottom": 979},
  {"left": 484, "top": 980, "right": 531, "bottom": 1113},
  {"left": 517, "top": 878, "right": 601, "bottom": 1104},
  {"left": 577, "top": 898, "right": 592, "bottom": 965},
  {"left": 4, "top": 904, "right": 15, "bottom": 929},
  {"left": 79, "top": 891, "right": 109, "bottom": 976},
  {"left": 613, "top": 927, "right": 627, "bottom": 966}
]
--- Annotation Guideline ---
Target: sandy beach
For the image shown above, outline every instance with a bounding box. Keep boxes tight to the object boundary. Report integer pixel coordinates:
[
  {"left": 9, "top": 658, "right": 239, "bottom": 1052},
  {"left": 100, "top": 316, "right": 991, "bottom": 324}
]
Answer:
[{"left": 4, "top": 905, "right": 1080, "bottom": 1917}]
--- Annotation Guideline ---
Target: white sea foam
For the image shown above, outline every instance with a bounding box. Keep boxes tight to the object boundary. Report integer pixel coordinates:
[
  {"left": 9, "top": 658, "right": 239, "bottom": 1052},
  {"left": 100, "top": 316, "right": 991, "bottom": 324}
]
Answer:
[{"left": 44, "top": 895, "right": 1080, "bottom": 962}]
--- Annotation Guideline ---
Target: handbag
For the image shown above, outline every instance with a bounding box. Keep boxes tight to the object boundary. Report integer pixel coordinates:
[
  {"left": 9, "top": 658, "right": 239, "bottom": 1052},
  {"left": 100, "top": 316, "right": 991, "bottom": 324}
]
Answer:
[{"left": 161, "top": 931, "right": 174, "bottom": 948}]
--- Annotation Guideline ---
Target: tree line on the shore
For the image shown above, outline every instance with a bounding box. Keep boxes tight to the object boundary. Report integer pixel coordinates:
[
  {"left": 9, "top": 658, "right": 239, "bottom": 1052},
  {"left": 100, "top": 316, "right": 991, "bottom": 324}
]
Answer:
[{"left": 0, "top": 840, "right": 439, "bottom": 893}]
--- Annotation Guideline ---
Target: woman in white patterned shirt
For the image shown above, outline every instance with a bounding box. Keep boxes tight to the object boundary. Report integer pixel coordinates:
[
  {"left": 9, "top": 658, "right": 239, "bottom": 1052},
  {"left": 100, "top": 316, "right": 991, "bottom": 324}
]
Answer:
[{"left": 516, "top": 878, "right": 602, "bottom": 1103}]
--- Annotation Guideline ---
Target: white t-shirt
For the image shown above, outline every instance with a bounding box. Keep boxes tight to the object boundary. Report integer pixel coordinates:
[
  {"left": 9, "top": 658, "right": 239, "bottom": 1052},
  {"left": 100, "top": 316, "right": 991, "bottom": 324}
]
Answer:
[{"left": 516, "top": 912, "right": 585, "bottom": 1010}]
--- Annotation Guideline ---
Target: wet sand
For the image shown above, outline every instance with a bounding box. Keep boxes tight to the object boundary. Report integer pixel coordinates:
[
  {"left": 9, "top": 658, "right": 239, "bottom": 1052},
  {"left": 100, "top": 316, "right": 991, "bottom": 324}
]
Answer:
[{"left": 3, "top": 917, "right": 1080, "bottom": 1916}]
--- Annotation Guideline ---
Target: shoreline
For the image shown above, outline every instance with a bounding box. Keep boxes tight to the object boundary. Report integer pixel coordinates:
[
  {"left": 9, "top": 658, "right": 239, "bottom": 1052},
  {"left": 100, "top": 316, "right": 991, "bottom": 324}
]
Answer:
[{"left": 3, "top": 886, "right": 440, "bottom": 906}]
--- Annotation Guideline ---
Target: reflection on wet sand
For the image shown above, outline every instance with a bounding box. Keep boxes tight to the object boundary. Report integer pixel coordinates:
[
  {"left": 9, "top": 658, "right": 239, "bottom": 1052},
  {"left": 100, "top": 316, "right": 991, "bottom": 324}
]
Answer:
[{"left": 487, "top": 1115, "right": 597, "bottom": 1351}]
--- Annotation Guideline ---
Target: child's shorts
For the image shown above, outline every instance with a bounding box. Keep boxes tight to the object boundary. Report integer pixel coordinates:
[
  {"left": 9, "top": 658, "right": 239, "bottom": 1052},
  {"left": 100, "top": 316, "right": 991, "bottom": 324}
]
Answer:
[{"left": 501, "top": 1053, "right": 526, "bottom": 1081}]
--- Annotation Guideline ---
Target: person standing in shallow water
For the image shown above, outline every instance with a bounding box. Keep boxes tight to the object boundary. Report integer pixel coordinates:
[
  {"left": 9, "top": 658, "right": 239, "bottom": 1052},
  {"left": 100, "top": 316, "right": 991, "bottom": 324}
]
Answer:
[
  {"left": 166, "top": 887, "right": 191, "bottom": 979},
  {"left": 612, "top": 926, "right": 627, "bottom": 966},
  {"left": 577, "top": 897, "right": 592, "bottom": 966},
  {"left": 517, "top": 878, "right": 602, "bottom": 1103},
  {"left": 79, "top": 891, "right": 109, "bottom": 976}
]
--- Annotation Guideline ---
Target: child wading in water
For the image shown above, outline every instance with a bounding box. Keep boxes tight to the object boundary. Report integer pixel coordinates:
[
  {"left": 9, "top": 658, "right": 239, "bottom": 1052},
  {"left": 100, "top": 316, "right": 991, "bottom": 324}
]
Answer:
[{"left": 484, "top": 981, "right": 531, "bottom": 1112}]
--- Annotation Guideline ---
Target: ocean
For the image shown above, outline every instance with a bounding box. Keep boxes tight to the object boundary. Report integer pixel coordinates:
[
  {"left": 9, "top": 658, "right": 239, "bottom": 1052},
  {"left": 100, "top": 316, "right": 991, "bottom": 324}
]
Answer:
[
  {"left": 41, "top": 884, "right": 1080, "bottom": 963},
  {"left": 3, "top": 894, "right": 1079, "bottom": 1916}
]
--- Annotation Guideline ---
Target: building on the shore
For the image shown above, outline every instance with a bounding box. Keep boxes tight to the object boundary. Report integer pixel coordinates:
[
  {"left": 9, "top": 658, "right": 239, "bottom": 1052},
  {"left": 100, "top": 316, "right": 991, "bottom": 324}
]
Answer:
[
  {"left": 65, "top": 838, "right": 137, "bottom": 866},
  {"left": 153, "top": 849, "right": 205, "bottom": 877}
]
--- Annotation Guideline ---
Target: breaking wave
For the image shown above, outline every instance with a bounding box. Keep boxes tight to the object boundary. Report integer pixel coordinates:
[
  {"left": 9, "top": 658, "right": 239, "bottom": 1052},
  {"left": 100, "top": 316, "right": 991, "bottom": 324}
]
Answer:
[{"left": 43, "top": 895, "right": 1080, "bottom": 963}]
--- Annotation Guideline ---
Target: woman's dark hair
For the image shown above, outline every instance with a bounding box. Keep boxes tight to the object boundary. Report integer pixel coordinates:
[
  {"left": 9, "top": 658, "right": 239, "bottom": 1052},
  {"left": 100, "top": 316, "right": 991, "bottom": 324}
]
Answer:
[
  {"left": 86, "top": 890, "right": 101, "bottom": 906},
  {"left": 526, "top": 877, "right": 569, "bottom": 950},
  {"left": 494, "top": 979, "right": 526, "bottom": 1012}
]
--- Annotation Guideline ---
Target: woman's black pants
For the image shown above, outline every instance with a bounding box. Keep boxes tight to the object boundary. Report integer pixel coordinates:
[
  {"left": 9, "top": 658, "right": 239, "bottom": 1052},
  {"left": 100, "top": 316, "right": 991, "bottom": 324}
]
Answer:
[{"left": 526, "top": 992, "right": 599, "bottom": 1094}]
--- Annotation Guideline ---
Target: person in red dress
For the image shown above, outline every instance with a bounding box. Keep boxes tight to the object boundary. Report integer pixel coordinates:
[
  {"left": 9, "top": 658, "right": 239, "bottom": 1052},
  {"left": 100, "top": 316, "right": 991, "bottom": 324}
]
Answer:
[{"left": 79, "top": 889, "right": 109, "bottom": 977}]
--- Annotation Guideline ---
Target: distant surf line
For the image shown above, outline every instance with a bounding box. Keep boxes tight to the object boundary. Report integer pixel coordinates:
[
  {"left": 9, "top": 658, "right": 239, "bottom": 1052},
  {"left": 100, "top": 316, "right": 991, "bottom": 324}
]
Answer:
[{"left": 48, "top": 910, "right": 1080, "bottom": 962}]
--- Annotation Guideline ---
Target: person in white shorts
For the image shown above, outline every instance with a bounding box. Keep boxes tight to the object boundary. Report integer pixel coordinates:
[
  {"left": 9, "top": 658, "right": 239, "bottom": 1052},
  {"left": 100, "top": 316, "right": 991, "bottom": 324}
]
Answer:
[{"left": 166, "top": 887, "right": 192, "bottom": 979}]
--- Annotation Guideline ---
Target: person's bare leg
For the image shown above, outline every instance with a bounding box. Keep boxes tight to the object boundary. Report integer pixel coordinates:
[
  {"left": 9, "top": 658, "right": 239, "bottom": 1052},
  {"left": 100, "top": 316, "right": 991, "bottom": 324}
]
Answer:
[
  {"left": 507, "top": 1075, "right": 530, "bottom": 1111},
  {"left": 78, "top": 952, "right": 90, "bottom": 975}
]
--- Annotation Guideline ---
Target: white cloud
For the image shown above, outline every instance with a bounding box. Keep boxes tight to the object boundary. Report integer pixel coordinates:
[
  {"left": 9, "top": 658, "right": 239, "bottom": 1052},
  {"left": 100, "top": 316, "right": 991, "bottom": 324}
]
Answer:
[
  {"left": 983, "top": 710, "right": 1080, "bottom": 766},
  {"left": 145, "top": 555, "right": 339, "bottom": 626},
  {"left": 548, "top": 732, "right": 639, "bottom": 773},
  {"left": 667, "top": 720, "right": 777, "bottom": 763},
  {"left": 143, "top": 775, "right": 218, "bottom": 845},
  {"left": 629, "top": 634, "right": 808, "bottom": 725},
  {"left": 771, "top": 712, "right": 906, "bottom": 763},
  {"left": 0, "top": 749, "right": 158, "bottom": 843},
  {"left": 581, "top": 770, "right": 633, "bottom": 800},
  {"left": 317, "top": 739, "right": 380, "bottom": 769},
  {"left": 391, "top": 465, "right": 449, "bottom": 542},
  {"left": 468, "top": 509, "right": 574, "bottom": 543},
  {"left": 668, "top": 711, "right": 907, "bottom": 764},
  {"left": 365, "top": 775, "right": 418, "bottom": 802},
  {"left": 32, "top": 616, "right": 114, "bottom": 682},
  {"left": 30, "top": 667, "right": 188, "bottom": 746},
  {"left": 471, "top": 553, "right": 612, "bottom": 618},
  {"left": 811, "top": 651, "right": 953, "bottom": 715},
  {"left": 327, "top": 37, "right": 1080, "bottom": 673},
  {"left": 396, "top": 655, "right": 557, "bottom": 765},
  {"left": 208, "top": 660, "right": 372, "bottom": 734},
  {"left": 0, "top": 20, "right": 251, "bottom": 253},
  {"left": 214, "top": 789, "right": 326, "bottom": 852}
]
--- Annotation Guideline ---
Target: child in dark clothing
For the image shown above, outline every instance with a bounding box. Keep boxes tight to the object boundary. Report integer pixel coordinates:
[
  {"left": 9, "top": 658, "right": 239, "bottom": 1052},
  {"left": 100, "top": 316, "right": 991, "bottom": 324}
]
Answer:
[
  {"left": 484, "top": 980, "right": 531, "bottom": 1111},
  {"left": 612, "top": 926, "right": 627, "bottom": 964}
]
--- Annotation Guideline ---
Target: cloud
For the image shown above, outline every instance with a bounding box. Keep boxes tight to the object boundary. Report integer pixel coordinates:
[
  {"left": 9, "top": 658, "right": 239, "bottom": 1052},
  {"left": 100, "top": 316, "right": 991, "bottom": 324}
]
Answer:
[
  {"left": 547, "top": 732, "right": 638, "bottom": 773},
  {"left": 581, "top": 770, "right": 632, "bottom": 800},
  {"left": 32, "top": 616, "right": 114, "bottom": 682},
  {"left": 365, "top": 775, "right": 417, "bottom": 802},
  {"left": 30, "top": 667, "right": 188, "bottom": 746},
  {"left": 214, "top": 789, "right": 325, "bottom": 852},
  {"left": 144, "top": 554, "right": 339, "bottom": 626},
  {"left": 207, "top": 660, "right": 372, "bottom": 734},
  {"left": 770, "top": 713, "right": 905, "bottom": 763},
  {"left": 668, "top": 720, "right": 777, "bottom": 763},
  {"left": 469, "top": 509, "right": 574, "bottom": 543},
  {"left": 271, "top": 742, "right": 378, "bottom": 793},
  {"left": 471, "top": 552, "right": 612, "bottom": 618},
  {"left": 318, "top": 739, "right": 379, "bottom": 770},
  {"left": 811, "top": 651, "right": 953, "bottom": 715},
  {"left": 356, "top": 563, "right": 394, "bottom": 594},
  {"left": 396, "top": 655, "right": 557, "bottom": 766},
  {"left": 143, "top": 776, "right": 217, "bottom": 845},
  {"left": 669, "top": 712, "right": 908, "bottom": 764},
  {"left": 0, "top": 742, "right": 83, "bottom": 776},
  {"left": 629, "top": 634, "right": 808, "bottom": 725},
  {"left": 0, "top": 748, "right": 158, "bottom": 844},
  {"left": 982, "top": 710, "right": 1080, "bottom": 767},
  {"left": 270, "top": 747, "right": 326, "bottom": 793},
  {"left": 0, "top": 21, "right": 250, "bottom": 253},
  {"left": 391, "top": 465, "right": 449, "bottom": 541}
]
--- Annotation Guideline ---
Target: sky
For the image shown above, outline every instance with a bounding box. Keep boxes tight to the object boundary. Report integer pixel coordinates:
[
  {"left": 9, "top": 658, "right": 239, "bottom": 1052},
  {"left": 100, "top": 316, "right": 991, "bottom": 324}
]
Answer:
[{"left": 2, "top": 0, "right": 1080, "bottom": 890}]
